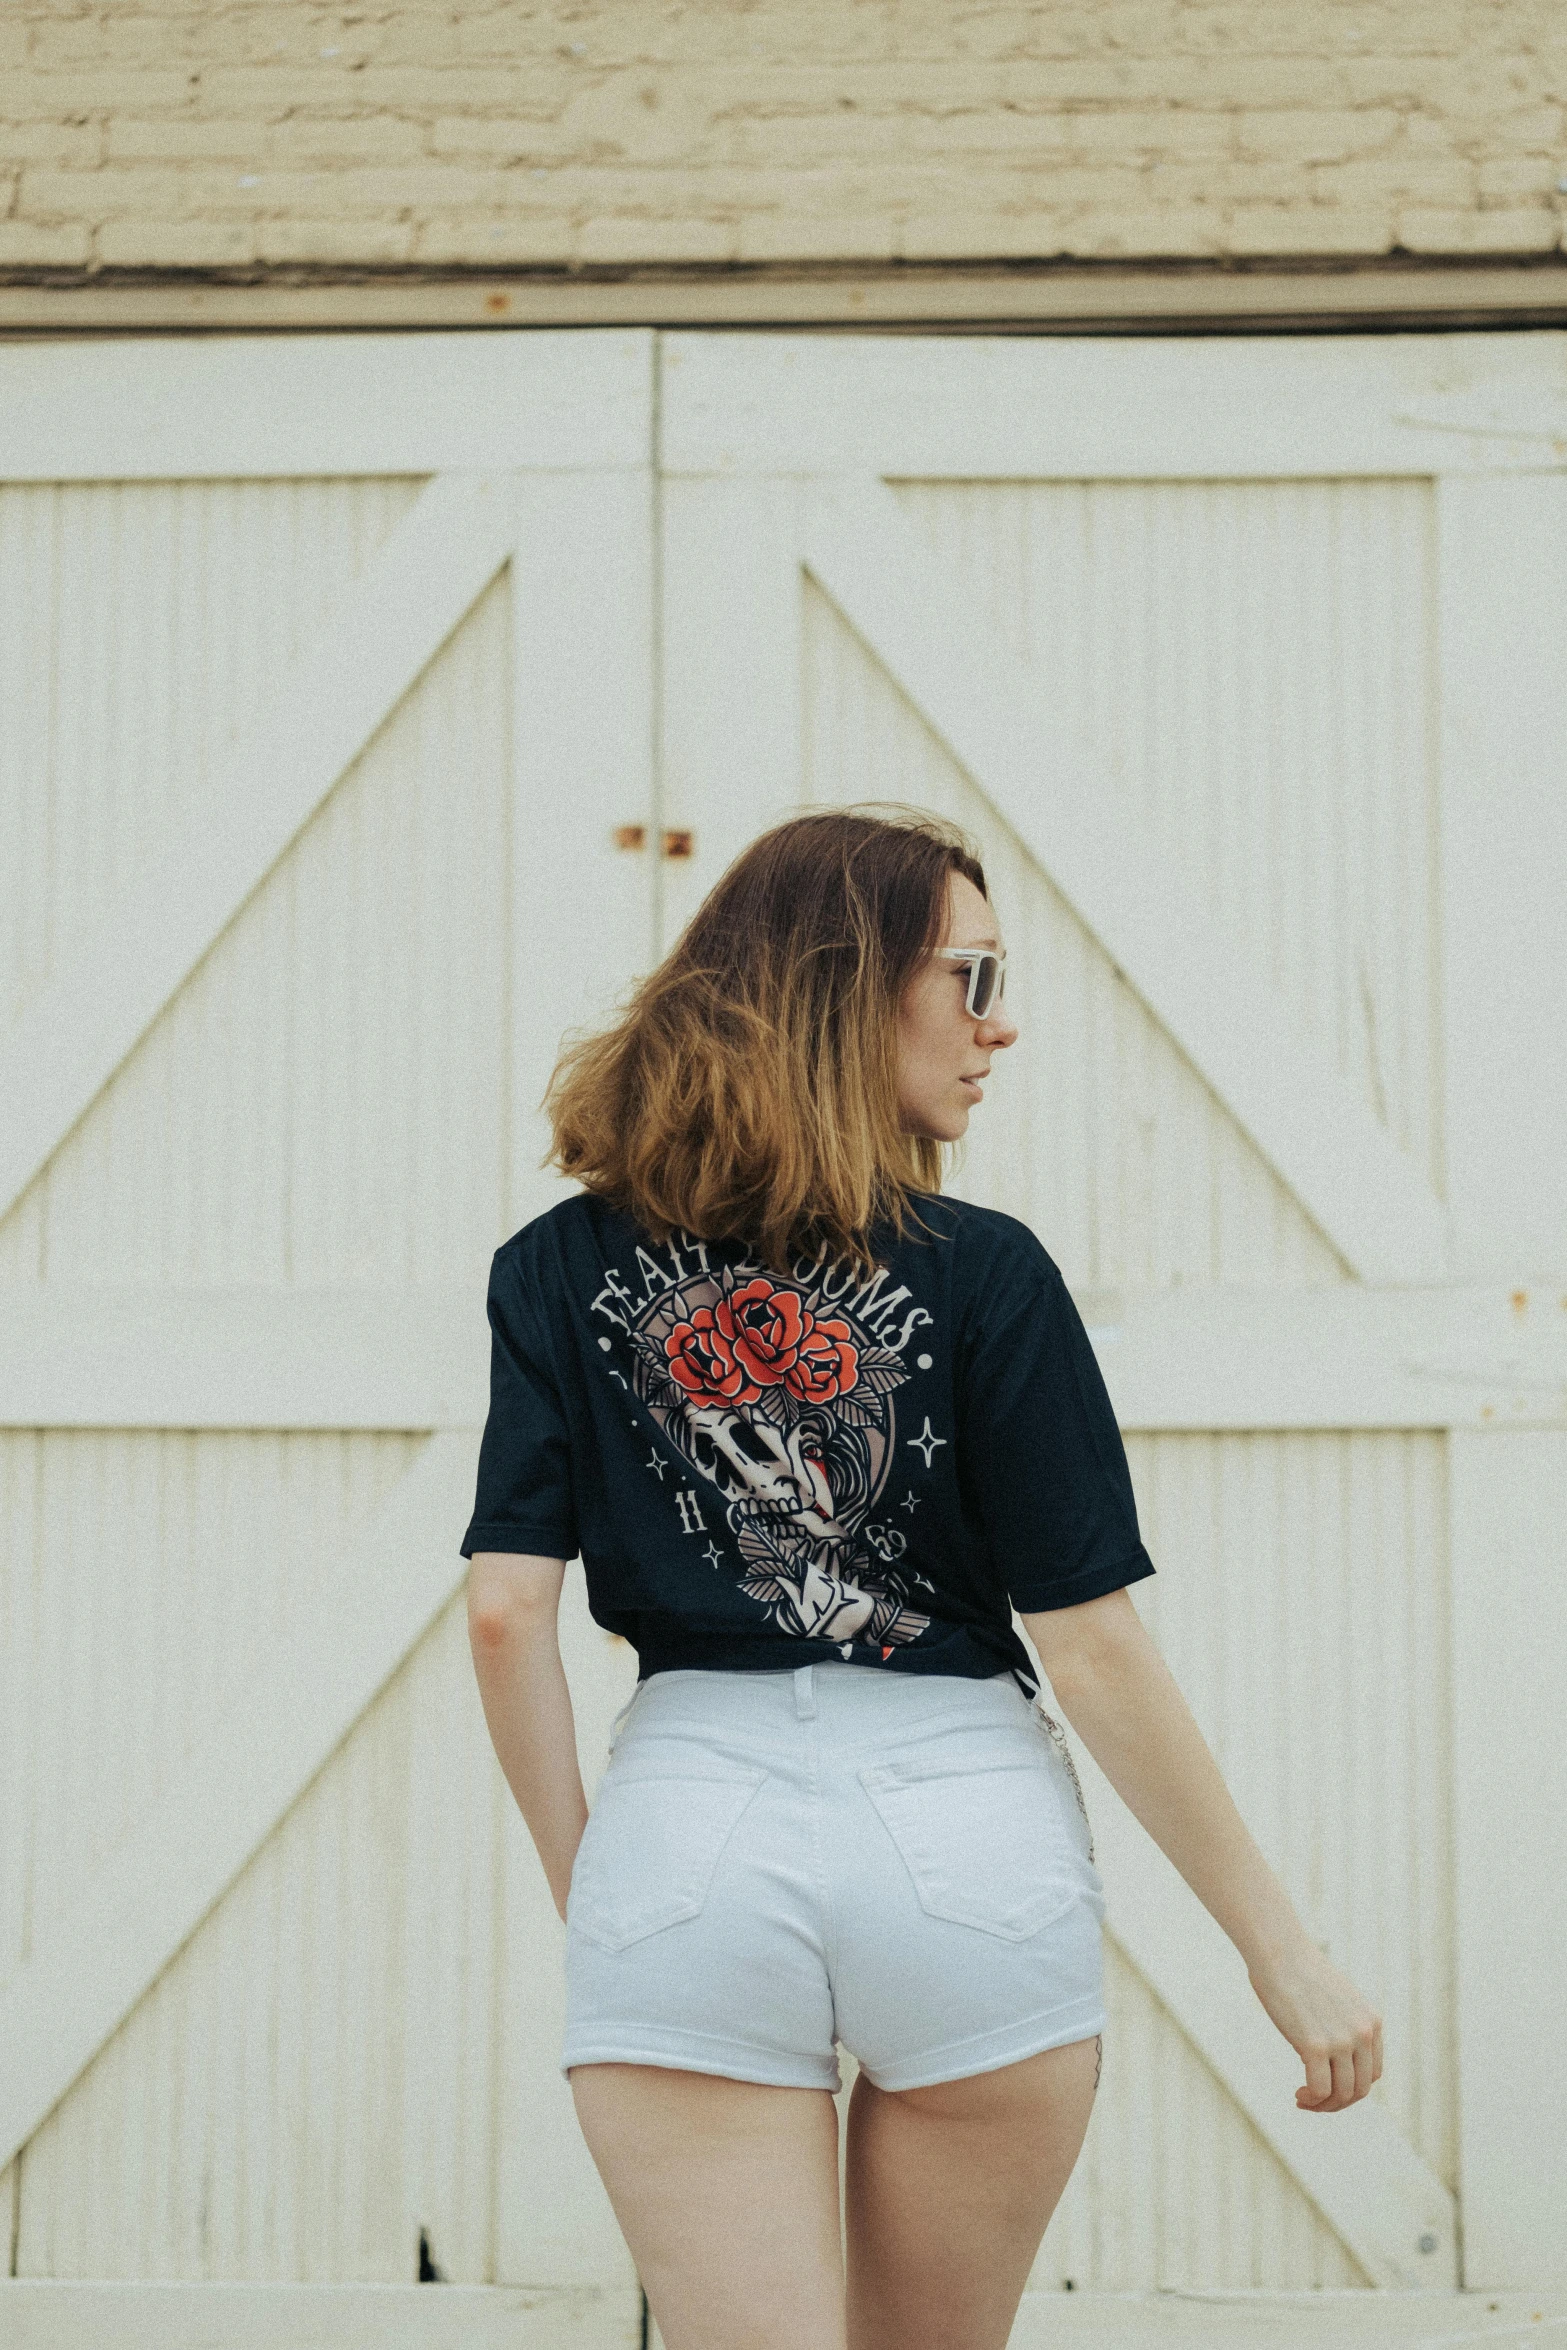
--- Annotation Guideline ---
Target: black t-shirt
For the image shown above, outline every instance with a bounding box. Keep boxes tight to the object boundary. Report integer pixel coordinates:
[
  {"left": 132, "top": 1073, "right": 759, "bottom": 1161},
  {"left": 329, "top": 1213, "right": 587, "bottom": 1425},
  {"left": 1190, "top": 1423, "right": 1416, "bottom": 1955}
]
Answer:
[{"left": 459, "top": 1190, "right": 1155, "bottom": 1694}]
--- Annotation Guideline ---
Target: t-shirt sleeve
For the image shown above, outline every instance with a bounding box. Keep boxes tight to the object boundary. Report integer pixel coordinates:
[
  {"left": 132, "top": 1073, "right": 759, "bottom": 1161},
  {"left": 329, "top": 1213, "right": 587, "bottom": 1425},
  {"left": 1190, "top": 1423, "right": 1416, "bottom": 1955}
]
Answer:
[
  {"left": 959, "top": 1239, "right": 1155, "bottom": 1613},
  {"left": 459, "top": 1244, "right": 579, "bottom": 1561}
]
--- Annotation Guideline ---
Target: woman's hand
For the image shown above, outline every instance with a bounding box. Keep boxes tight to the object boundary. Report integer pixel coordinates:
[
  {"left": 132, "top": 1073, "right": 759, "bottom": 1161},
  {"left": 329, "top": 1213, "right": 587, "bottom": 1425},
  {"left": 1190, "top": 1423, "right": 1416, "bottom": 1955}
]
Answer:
[
  {"left": 1024, "top": 1590, "right": 1385, "bottom": 2116},
  {"left": 1247, "top": 1933, "right": 1383, "bottom": 2111}
]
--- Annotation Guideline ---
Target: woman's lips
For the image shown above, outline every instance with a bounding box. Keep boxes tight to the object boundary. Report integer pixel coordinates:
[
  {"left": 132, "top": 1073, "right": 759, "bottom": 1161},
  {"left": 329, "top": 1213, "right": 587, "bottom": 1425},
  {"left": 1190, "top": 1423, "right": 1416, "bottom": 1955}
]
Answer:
[{"left": 960, "top": 1075, "right": 984, "bottom": 1099}]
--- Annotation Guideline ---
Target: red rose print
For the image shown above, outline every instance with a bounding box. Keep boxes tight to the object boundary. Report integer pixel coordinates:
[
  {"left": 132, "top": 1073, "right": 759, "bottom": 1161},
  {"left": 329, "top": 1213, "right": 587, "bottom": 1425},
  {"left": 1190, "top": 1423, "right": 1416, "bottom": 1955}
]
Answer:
[
  {"left": 664, "top": 1308, "right": 761, "bottom": 1406},
  {"left": 784, "top": 1318, "right": 860, "bottom": 1404},
  {"left": 720, "top": 1277, "right": 808, "bottom": 1388}
]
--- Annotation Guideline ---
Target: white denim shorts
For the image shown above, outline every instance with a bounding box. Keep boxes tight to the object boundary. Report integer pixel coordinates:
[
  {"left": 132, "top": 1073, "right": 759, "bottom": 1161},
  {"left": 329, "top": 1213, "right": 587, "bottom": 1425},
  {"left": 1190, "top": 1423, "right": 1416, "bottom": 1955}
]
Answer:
[{"left": 560, "top": 1658, "right": 1107, "bottom": 2094}]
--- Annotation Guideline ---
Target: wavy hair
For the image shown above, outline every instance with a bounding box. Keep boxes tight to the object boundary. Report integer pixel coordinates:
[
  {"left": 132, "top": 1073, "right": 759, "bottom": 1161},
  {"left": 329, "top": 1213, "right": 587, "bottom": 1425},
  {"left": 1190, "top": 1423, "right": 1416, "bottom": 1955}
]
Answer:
[{"left": 545, "top": 807, "right": 988, "bottom": 1271}]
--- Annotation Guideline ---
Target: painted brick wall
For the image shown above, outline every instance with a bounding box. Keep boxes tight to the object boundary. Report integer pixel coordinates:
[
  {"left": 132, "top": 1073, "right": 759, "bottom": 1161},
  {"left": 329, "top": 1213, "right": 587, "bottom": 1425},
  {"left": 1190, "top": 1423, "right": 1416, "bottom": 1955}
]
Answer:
[{"left": 2, "top": 1, "right": 1565, "bottom": 274}]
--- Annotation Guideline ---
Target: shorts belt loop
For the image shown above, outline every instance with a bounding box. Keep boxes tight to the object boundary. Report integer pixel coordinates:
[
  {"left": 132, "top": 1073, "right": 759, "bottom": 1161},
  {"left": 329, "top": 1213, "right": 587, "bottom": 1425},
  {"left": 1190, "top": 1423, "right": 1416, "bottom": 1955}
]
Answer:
[{"left": 794, "top": 1664, "right": 816, "bottom": 1720}]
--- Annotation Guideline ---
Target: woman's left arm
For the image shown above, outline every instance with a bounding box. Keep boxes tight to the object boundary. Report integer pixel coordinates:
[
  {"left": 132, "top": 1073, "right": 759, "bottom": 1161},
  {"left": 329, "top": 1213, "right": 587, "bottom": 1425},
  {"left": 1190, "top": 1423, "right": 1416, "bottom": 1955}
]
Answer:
[{"left": 1021, "top": 1585, "right": 1383, "bottom": 2114}]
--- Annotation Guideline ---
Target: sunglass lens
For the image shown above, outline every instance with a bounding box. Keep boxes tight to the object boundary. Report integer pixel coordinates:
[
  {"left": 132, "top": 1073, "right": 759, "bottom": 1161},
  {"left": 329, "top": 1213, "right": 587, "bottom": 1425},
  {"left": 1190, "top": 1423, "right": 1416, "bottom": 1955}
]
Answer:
[{"left": 970, "top": 957, "right": 999, "bottom": 1018}]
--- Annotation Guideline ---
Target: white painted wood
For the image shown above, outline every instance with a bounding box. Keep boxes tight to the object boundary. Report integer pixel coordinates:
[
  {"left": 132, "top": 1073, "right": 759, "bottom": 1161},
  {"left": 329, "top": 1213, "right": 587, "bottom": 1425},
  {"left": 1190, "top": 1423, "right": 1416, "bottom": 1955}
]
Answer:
[
  {"left": 1437, "top": 475, "right": 1567, "bottom": 1279},
  {"left": 801, "top": 474, "right": 1448, "bottom": 1283},
  {"left": 659, "top": 329, "right": 1567, "bottom": 481},
  {"left": 0, "top": 1429, "right": 476, "bottom": 2175},
  {"left": 508, "top": 469, "right": 658, "bottom": 1232},
  {"left": 0, "top": 1289, "right": 489, "bottom": 1429},
  {"left": 0, "top": 331, "right": 653, "bottom": 480},
  {"left": 658, "top": 473, "right": 805, "bottom": 942},
  {"left": 1080, "top": 1751, "right": 1455, "bottom": 2288},
  {"left": 0, "top": 2282, "right": 643, "bottom": 2347},
  {"left": 1448, "top": 1430, "right": 1567, "bottom": 2289},
  {"left": 3, "top": 1283, "right": 1566, "bottom": 1432},
  {"left": 1436, "top": 468, "right": 1567, "bottom": 2290},
  {"left": 0, "top": 470, "right": 520, "bottom": 1223},
  {"left": 6, "top": 2283, "right": 1566, "bottom": 2350}
]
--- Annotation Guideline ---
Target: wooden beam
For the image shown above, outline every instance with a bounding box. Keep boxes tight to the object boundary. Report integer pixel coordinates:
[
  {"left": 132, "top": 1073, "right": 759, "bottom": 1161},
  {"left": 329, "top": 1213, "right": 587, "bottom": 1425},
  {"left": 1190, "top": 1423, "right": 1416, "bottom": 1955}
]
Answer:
[
  {"left": 0, "top": 331, "right": 653, "bottom": 479},
  {"left": 6, "top": 2280, "right": 1562, "bottom": 2350},
  {"left": 0, "top": 2283, "right": 644, "bottom": 2350},
  {"left": 0, "top": 471, "right": 519, "bottom": 1224},
  {"left": 2, "top": 263, "right": 1566, "bottom": 338},
  {"left": 4, "top": 1283, "right": 1566, "bottom": 1431},
  {"left": 803, "top": 477, "right": 1449, "bottom": 1283},
  {"left": 1085, "top": 1756, "right": 1457, "bottom": 2289},
  {"left": 0, "top": 1429, "right": 477, "bottom": 2174}
]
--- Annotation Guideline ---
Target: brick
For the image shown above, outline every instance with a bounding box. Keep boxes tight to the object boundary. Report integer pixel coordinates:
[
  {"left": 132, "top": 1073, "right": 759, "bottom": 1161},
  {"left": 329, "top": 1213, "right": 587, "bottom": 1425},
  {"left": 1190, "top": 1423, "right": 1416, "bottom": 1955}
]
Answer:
[
  {"left": 430, "top": 116, "right": 565, "bottom": 161},
  {"left": 1309, "top": 156, "right": 1477, "bottom": 203},
  {"left": 898, "top": 205, "right": 1082, "bottom": 260},
  {"left": 1478, "top": 154, "right": 1564, "bottom": 197},
  {"left": 1226, "top": 202, "right": 1397, "bottom": 253},
  {"left": 1397, "top": 203, "right": 1561, "bottom": 252},
  {"left": 96, "top": 212, "right": 257, "bottom": 262},
  {"left": 6, "top": 69, "right": 195, "bottom": 117},
  {"left": 734, "top": 204, "right": 898, "bottom": 261},
  {"left": 413, "top": 208, "right": 579, "bottom": 263},
  {"left": 1479, "top": 104, "right": 1567, "bottom": 151},
  {"left": 256, "top": 212, "right": 416, "bottom": 261},
  {"left": 267, "top": 113, "right": 429, "bottom": 163},
  {"left": 21, "top": 162, "right": 193, "bottom": 215},
  {"left": 1059, "top": 203, "right": 1229, "bottom": 256},
  {"left": 26, "top": 18, "right": 111, "bottom": 68},
  {"left": 105, "top": 117, "right": 261, "bottom": 162},
  {"left": 577, "top": 210, "right": 738, "bottom": 262},
  {"left": 0, "top": 119, "right": 102, "bottom": 164},
  {"left": 0, "top": 216, "right": 93, "bottom": 263},
  {"left": 1238, "top": 107, "right": 1402, "bottom": 161},
  {"left": 1070, "top": 108, "right": 1237, "bottom": 154}
]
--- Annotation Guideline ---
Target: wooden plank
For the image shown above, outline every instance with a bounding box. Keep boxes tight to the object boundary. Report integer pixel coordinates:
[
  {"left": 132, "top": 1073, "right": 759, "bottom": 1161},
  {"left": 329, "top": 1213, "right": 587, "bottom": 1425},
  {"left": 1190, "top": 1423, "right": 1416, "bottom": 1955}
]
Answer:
[
  {"left": 3, "top": 1283, "right": 1565, "bottom": 1432},
  {"left": 1436, "top": 476, "right": 1567, "bottom": 1280},
  {"left": 5, "top": 2281, "right": 1564, "bottom": 2350},
  {"left": 1079, "top": 1752, "right": 1457, "bottom": 2290},
  {"left": 0, "top": 331, "right": 653, "bottom": 480},
  {"left": 0, "top": 1429, "right": 477, "bottom": 2174},
  {"left": 801, "top": 475, "right": 1448, "bottom": 1284},
  {"left": 507, "top": 469, "right": 658, "bottom": 1233},
  {"left": 1448, "top": 1431, "right": 1567, "bottom": 2290},
  {"left": 7, "top": 268, "right": 1567, "bottom": 340},
  {"left": 1438, "top": 470, "right": 1567, "bottom": 2291},
  {"left": 0, "top": 2282, "right": 642, "bottom": 2349},
  {"left": 495, "top": 467, "right": 656, "bottom": 2293},
  {"left": 0, "top": 1288, "right": 488, "bottom": 1429},
  {"left": 659, "top": 329, "right": 1567, "bottom": 482},
  {"left": 0, "top": 470, "right": 520, "bottom": 1225},
  {"left": 658, "top": 471, "right": 805, "bottom": 944}
]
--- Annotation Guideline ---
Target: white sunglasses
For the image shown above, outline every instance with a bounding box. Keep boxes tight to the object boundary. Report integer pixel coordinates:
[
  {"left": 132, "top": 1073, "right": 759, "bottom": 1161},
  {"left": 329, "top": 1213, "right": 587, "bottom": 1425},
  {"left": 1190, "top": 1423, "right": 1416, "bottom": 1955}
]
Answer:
[{"left": 935, "top": 946, "right": 1007, "bottom": 1019}]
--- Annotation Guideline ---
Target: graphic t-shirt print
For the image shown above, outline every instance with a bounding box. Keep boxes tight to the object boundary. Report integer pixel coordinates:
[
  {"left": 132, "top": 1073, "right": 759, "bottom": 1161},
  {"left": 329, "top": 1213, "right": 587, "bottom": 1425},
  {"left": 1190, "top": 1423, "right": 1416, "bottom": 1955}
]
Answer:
[{"left": 593, "top": 1240, "right": 935, "bottom": 1654}]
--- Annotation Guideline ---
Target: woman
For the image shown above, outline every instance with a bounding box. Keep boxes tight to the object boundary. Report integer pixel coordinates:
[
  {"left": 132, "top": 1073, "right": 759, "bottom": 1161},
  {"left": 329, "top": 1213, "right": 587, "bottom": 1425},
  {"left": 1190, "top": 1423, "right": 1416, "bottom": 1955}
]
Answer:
[{"left": 462, "top": 809, "right": 1380, "bottom": 2350}]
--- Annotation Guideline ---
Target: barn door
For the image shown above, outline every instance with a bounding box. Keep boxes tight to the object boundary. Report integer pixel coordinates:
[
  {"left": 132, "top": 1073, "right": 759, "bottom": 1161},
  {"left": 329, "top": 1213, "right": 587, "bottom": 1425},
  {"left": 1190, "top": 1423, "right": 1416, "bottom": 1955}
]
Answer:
[
  {"left": 659, "top": 329, "right": 1567, "bottom": 2296},
  {"left": 0, "top": 330, "right": 653, "bottom": 2332}
]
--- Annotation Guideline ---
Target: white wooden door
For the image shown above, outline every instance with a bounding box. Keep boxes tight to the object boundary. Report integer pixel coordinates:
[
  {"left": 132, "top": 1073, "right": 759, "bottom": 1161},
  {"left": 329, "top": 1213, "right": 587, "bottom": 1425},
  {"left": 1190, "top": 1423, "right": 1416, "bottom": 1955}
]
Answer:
[
  {"left": 659, "top": 329, "right": 1567, "bottom": 2299},
  {"left": 0, "top": 331, "right": 653, "bottom": 2331}
]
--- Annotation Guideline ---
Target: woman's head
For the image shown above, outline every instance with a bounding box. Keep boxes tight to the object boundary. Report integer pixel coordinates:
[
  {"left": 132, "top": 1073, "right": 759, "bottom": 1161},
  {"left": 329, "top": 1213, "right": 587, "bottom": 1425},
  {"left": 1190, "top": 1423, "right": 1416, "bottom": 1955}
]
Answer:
[{"left": 546, "top": 806, "right": 1018, "bottom": 1268}]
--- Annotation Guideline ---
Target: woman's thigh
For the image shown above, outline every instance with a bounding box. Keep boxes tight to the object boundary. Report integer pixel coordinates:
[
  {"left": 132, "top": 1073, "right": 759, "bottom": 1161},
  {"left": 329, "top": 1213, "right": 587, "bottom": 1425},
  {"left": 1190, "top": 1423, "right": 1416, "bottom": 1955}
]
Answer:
[
  {"left": 843, "top": 2035, "right": 1101, "bottom": 2350},
  {"left": 568, "top": 2061, "right": 846, "bottom": 2350}
]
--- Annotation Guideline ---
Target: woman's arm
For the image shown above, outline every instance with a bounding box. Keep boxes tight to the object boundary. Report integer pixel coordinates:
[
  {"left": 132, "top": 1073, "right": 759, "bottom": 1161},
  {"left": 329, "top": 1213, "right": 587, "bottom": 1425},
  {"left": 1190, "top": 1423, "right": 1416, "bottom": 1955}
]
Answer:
[
  {"left": 466, "top": 1551, "right": 588, "bottom": 1921},
  {"left": 1022, "top": 1585, "right": 1382, "bottom": 2114}
]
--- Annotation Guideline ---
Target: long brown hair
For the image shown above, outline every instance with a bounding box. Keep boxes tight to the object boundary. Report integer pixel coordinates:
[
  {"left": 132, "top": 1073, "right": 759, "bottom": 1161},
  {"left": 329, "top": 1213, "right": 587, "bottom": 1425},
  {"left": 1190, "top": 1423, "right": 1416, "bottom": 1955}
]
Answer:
[{"left": 546, "top": 807, "right": 988, "bottom": 1270}]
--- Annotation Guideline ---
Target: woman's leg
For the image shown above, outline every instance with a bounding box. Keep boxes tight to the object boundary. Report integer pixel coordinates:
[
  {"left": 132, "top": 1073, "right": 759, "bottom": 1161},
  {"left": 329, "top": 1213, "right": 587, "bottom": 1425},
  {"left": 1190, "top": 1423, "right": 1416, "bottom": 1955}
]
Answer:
[
  {"left": 569, "top": 2061, "right": 847, "bottom": 2350},
  {"left": 842, "top": 2034, "right": 1101, "bottom": 2350}
]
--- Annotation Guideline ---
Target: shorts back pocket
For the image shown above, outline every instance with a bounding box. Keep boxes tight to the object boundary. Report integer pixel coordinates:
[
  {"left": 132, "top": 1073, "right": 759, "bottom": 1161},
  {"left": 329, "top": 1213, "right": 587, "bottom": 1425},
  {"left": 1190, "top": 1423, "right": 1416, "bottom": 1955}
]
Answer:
[
  {"left": 859, "top": 1746, "right": 1082, "bottom": 1942},
  {"left": 569, "top": 1762, "right": 767, "bottom": 1952}
]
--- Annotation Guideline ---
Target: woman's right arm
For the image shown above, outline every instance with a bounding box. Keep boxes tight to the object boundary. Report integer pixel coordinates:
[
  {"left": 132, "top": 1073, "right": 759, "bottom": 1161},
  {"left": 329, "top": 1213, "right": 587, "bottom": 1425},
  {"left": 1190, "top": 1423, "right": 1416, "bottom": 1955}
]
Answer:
[{"left": 466, "top": 1551, "right": 589, "bottom": 1921}]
